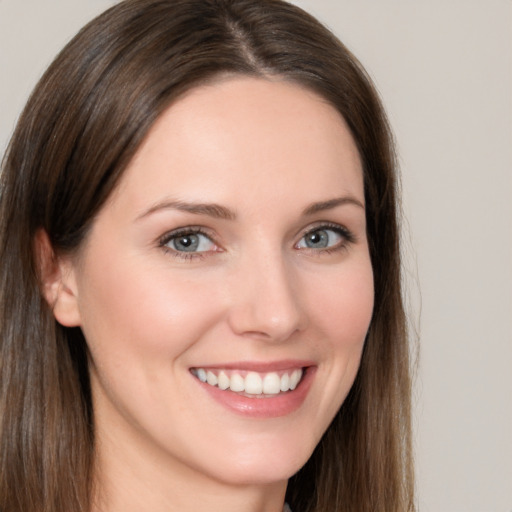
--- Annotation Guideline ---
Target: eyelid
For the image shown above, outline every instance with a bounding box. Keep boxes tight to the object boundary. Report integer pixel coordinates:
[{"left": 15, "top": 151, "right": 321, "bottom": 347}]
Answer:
[
  {"left": 295, "top": 222, "right": 356, "bottom": 251},
  {"left": 158, "top": 225, "right": 213, "bottom": 244},
  {"left": 300, "top": 221, "right": 354, "bottom": 239},
  {"left": 158, "top": 226, "right": 222, "bottom": 259}
]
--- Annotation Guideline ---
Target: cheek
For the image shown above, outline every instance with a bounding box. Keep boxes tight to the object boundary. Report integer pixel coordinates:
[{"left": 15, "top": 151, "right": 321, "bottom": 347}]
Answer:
[
  {"left": 306, "top": 257, "right": 374, "bottom": 411},
  {"left": 308, "top": 258, "right": 374, "bottom": 346},
  {"left": 76, "top": 255, "right": 225, "bottom": 366}
]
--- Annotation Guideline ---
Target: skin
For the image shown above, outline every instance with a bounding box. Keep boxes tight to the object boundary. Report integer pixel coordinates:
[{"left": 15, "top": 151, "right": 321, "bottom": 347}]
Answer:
[{"left": 50, "top": 77, "right": 374, "bottom": 512}]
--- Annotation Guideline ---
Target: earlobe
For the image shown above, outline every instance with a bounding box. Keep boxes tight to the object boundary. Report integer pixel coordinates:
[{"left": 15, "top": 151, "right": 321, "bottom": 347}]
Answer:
[{"left": 34, "top": 229, "right": 82, "bottom": 327}]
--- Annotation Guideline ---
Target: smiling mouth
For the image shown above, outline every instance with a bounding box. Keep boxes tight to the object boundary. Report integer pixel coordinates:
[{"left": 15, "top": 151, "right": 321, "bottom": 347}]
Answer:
[{"left": 191, "top": 367, "right": 305, "bottom": 397}]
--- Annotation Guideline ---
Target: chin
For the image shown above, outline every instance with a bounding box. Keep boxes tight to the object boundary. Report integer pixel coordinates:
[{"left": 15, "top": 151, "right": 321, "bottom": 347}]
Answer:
[{"left": 199, "top": 430, "right": 317, "bottom": 486}]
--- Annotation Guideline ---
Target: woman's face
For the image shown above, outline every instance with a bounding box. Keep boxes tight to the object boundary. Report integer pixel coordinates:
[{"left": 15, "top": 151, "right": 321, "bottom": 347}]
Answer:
[{"left": 59, "top": 77, "right": 374, "bottom": 488}]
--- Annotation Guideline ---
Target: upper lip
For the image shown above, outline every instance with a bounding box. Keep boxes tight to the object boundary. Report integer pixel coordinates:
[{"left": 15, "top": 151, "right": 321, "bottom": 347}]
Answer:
[{"left": 190, "top": 359, "right": 315, "bottom": 373}]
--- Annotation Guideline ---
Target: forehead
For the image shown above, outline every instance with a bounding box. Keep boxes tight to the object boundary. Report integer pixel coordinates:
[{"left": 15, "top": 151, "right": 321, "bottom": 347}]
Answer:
[{"left": 112, "top": 76, "right": 364, "bottom": 214}]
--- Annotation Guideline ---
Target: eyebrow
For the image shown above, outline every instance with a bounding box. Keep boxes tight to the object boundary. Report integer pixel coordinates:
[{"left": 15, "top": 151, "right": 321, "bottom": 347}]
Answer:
[
  {"left": 137, "top": 199, "right": 237, "bottom": 221},
  {"left": 136, "top": 195, "right": 364, "bottom": 222},
  {"left": 302, "top": 196, "right": 365, "bottom": 216}
]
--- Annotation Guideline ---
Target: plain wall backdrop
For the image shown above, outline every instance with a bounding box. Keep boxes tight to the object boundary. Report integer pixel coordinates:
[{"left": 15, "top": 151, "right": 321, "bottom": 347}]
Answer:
[{"left": 1, "top": 1, "right": 511, "bottom": 511}]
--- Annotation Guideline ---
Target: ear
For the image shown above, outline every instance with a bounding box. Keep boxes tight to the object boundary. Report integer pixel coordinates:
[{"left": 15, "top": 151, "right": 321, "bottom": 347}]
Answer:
[{"left": 34, "top": 229, "right": 82, "bottom": 327}]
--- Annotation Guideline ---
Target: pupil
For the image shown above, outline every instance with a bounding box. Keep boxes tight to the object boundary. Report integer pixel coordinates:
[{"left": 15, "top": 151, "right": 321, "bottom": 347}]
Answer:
[
  {"left": 306, "top": 230, "right": 328, "bottom": 248},
  {"left": 175, "top": 234, "right": 199, "bottom": 251}
]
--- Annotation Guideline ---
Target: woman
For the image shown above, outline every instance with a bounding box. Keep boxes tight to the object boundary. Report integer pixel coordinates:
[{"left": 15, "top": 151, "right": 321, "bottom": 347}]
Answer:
[{"left": 0, "top": 0, "right": 414, "bottom": 511}]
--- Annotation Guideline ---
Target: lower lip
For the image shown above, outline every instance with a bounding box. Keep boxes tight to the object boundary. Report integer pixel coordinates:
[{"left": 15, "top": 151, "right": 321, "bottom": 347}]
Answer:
[{"left": 195, "top": 367, "right": 316, "bottom": 418}]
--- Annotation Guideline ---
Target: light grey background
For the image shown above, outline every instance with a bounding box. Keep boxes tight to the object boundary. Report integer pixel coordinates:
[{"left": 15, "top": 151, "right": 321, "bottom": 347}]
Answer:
[{"left": 1, "top": 1, "right": 511, "bottom": 511}]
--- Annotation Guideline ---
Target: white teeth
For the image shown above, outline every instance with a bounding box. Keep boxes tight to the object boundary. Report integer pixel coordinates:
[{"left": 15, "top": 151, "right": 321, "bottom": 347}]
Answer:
[
  {"left": 217, "top": 371, "right": 230, "bottom": 390},
  {"left": 290, "top": 369, "right": 302, "bottom": 390},
  {"left": 245, "top": 372, "right": 263, "bottom": 394},
  {"left": 193, "top": 368, "right": 304, "bottom": 396},
  {"left": 206, "top": 370, "right": 218, "bottom": 386},
  {"left": 263, "top": 372, "right": 281, "bottom": 395},
  {"left": 280, "top": 373, "right": 290, "bottom": 392},
  {"left": 229, "top": 373, "right": 245, "bottom": 392}
]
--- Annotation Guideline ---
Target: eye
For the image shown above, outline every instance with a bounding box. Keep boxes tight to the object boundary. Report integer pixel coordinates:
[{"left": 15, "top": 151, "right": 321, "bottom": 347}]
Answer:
[
  {"left": 296, "top": 225, "right": 352, "bottom": 251},
  {"left": 160, "top": 229, "right": 217, "bottom": 254}
]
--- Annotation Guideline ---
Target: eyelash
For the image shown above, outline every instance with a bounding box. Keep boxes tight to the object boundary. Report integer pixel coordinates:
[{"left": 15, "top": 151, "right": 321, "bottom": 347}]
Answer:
[
  {"left": 159, "top": 227, "right": 215, "bottom": 261},
  {"left": 296, "top": 223, "right": 356, "bottom": 255},
  {"left": 158, "top": 223, "right": 356, "bottom": 261}
]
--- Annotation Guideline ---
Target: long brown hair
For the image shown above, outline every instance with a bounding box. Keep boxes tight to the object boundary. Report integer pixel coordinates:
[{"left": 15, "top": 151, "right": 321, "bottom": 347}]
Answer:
[{"left": 0, "top": 1, "right": 414, "bottom": 510}]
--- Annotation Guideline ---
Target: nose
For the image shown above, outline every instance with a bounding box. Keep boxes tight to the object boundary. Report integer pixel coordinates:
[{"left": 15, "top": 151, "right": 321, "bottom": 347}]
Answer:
[{"left": 226, "top": 252, "right": 306, "bottom": 342}]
